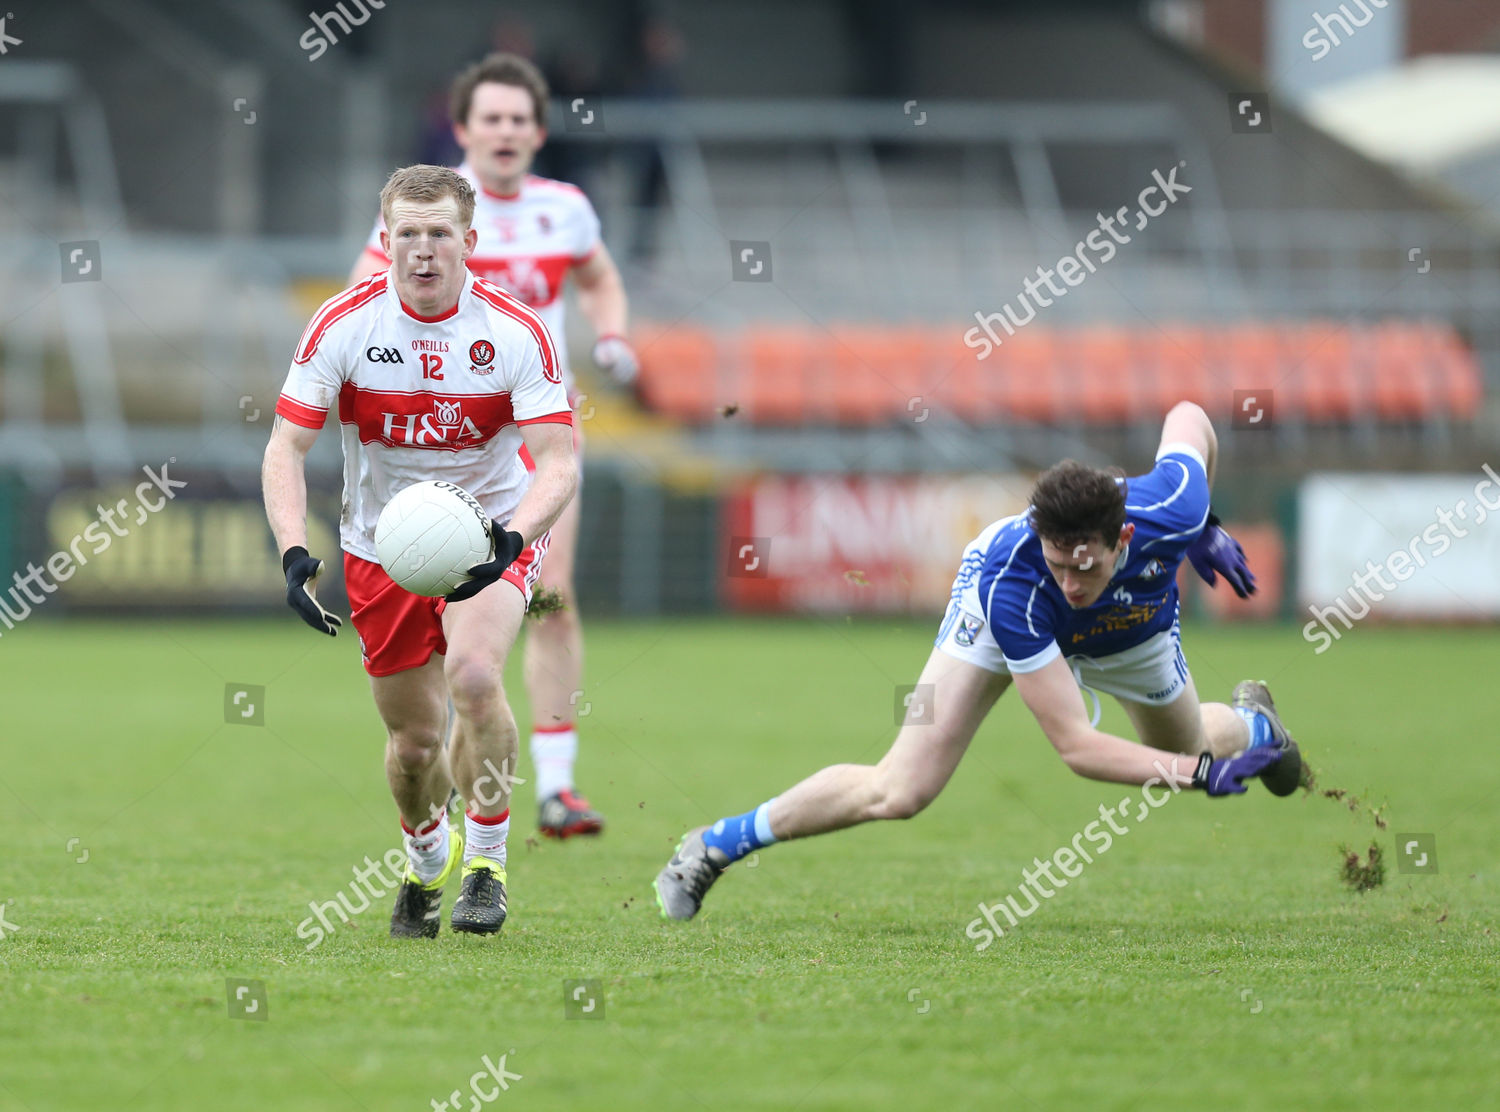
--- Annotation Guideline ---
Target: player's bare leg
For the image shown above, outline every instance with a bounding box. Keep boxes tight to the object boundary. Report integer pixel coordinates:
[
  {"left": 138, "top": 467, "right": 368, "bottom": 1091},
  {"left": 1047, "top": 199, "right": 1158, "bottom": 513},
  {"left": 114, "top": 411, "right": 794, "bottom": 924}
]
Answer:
[
  {"left": 373, "top": 658, "right": 453, "bottom": 824},
  {"left": 1122, "top": 675, "right": 1301, "bottom": 795},
  {"left": 768, "top": 650, "right": 1010, "bottom": 838},
  {"left": 655, "top": 649, "right": 1010, "bottom": 920},
  {"left": 522, "top": 491, "right": 604, "bottom": 837},
  {"left": 371, "top": 658, "right": 464, "bottom": 938},
  {"left": 441, "top": 580, "right": 528, "bottom": 934},
  {"left": 1118, "top": 674, "right": 1245, "bottom": 759}
]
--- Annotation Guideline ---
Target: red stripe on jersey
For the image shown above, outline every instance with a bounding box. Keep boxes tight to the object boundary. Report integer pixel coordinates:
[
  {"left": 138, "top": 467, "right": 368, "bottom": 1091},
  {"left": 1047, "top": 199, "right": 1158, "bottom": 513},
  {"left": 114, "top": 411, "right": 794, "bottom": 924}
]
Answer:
[
  {"left": 466, "top": 255, "right": 574, "bottom": 310},
  {"left": 516, "top": 411, "right": 573, "bottom": 427},
  {"left": 294, "top": 276, "right": 386, "bottom": 365},
  {"left": 471, "top": 277, "right": 561, "bottom": 383},
  {"left": 275, "top": 394, "right": 328, "bottom": 428},
  {"left": 337, "top": 383, "right": 518, "bottom": 451},
  {"left": 524, "top": 175, "right": 585, "bottom": 197}
]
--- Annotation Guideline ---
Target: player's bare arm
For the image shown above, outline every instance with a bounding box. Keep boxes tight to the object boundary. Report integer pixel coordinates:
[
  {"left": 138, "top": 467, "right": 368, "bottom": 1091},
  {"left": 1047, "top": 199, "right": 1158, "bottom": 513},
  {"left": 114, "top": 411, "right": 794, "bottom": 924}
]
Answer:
[
  {"left": 572, "top": 244, "right": 628, "bottom": 335},
  {"left": 1012, "top": 654, "right": 1201, "bottom": 788},
  {"left": 573, "top": 244, "right": 638, "bottom": 384},
  {"left": 507, "top": 422, "right": 578, "bottom": 544},
  {"left": 1158, "top": 400, "right": 1218, "bottom": 486},
  {"left": 261, "top": 415, "right": 319, "bottom": 554},
  {"left": 262, "top": 414, "right": 343, "bottom": 637}
]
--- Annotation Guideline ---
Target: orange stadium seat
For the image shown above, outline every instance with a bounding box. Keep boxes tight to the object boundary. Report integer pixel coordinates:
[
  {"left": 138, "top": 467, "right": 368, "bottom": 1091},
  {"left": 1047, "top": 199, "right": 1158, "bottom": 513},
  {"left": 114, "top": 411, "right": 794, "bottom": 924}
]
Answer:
[
  {"left": 824, "top": 327, "right": 928, "bottom": 425},
  {"left": 990, "top": 329, "right": 1064, "bottom": 423},
  {"left": 931, "top": 327, "right": 988, "bottom": 421},
  {"left": 887, "top": 327, "right": 937, "bottom": 421},
  {"left": 1294, "top": 322, "right": 1360, "bottom": 422},
  {"left": 633, "top": 320, "right": 1481, "bottom": 429},
  {"left": 637, "top": 325, "right": 719, "bottom": 423},
  {"left": 1147, "top": 326, "right": 1213, "bottom": 416},
  {"left": 743, "top": 327, "right": 815, "bottom": 424},
  {"left": 1068, "top": 327, "right": 1144, "bottom": 425},
  {"left": 827, "top": 328, "right": 889, "bottom": 425},
  {"left": 1224, "top": 323, "right": 1302, "bottom": 422},
  {"left": 1430, "top": 325, "right": 1483, "bottom": 417},
  {"left": 1371, "top": 323, "right": 1437, "bottom": 420}
]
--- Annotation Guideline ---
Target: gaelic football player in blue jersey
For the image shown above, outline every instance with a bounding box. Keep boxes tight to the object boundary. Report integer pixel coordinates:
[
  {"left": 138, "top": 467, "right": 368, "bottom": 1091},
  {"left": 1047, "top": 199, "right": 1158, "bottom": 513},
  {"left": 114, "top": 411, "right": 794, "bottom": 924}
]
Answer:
[{"left": 656, "top": 401, "right": 1300, "bottom": 920}]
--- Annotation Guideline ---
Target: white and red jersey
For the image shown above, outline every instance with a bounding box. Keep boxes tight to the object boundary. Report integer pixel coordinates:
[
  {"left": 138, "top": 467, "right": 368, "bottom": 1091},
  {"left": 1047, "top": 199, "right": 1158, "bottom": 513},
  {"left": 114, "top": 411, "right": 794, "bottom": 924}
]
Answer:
[
  {"left": 361, "top": 166, "right": 601, "bottom": 390},
  {"left": 275, "top": 269, "right": 571, "bottom": 563}
]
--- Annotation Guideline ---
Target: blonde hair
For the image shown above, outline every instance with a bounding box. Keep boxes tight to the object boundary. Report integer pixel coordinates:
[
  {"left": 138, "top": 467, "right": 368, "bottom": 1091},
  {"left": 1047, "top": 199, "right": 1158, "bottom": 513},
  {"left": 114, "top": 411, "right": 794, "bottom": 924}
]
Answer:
[{"left": 379, "top": 164, "right": 476, "bottom": 231}]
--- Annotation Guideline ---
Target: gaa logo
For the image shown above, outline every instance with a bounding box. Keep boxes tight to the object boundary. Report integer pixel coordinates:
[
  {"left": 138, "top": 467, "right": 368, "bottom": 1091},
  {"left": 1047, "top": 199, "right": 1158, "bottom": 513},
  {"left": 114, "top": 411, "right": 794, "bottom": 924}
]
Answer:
[{"left": 470, "top": 339, "right": 495, "bottom": 376}]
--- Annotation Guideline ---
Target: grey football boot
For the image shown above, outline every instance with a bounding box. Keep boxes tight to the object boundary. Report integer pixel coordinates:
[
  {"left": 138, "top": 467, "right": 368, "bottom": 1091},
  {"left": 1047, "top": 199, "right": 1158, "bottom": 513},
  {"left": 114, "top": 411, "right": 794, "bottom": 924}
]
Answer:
[
  {"left": 654, "top": 826, "right": 730, "bottom": 921},
  {"left": 1231, "top": 680, "right": 1302, "bottom": 797}
]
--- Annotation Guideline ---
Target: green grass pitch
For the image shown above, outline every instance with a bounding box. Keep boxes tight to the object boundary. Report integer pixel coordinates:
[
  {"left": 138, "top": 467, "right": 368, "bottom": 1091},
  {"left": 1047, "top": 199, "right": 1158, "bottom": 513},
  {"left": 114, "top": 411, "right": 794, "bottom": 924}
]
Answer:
[{"left": 1, "top": 617, "right": 1495, "bottom": 1110}]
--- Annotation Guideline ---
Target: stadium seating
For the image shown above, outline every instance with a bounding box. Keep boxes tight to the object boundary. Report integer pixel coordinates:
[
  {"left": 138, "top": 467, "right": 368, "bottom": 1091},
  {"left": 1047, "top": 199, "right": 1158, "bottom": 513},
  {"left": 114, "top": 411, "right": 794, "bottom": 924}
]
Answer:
[{"left": 635, "top": 320, "right": 1483, "bottom": 428}]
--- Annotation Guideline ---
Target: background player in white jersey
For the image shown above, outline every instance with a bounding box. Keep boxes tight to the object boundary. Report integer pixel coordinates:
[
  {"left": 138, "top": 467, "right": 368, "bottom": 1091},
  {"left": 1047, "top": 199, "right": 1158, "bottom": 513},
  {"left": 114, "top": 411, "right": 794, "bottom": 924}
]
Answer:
[
  {"left": 350, "top": 54, "right": 632, "bottom": 841},
  {"left": 655, "top": 401, "right": 1302, "bottom": 921},
  {"left": 264, "top": 166, "right": 578, "bottom": 938}
]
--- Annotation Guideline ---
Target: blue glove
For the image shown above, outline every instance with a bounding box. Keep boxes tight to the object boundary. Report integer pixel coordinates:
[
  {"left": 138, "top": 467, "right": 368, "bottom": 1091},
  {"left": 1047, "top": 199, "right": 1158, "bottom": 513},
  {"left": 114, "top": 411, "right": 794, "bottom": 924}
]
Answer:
[
  {"left": 1191, "top": 749, "right": 1282, "bottom": 796},
  {"left": 1186, "top": 513, "right": 1256, "bottom": 598}
]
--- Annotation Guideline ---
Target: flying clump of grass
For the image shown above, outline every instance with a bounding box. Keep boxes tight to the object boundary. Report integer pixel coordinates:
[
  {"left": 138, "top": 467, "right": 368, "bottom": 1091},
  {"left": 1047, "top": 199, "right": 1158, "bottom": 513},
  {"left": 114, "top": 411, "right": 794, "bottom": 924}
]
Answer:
[
  {"left": 1340, "top": 843, "right": 1385, "bottom": 892},
  {"left": 1301, "top": 764, "right": 1389, "bottom": 891},
  {"left": 527, "top": 586, "right": 567, "bottom": 619}
]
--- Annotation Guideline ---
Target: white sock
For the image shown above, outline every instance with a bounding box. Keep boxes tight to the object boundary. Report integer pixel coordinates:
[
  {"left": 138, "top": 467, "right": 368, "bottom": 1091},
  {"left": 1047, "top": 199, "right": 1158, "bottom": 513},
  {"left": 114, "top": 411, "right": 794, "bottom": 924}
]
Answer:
[
  {"left": 464, "top": 809, "right": 510, "bottom": 869},
  {"left": 403, "top": 814, "right": 450, "bottom": 884},
  {"left": 530, "top": 726, "right": 578, "bottom": 800}
]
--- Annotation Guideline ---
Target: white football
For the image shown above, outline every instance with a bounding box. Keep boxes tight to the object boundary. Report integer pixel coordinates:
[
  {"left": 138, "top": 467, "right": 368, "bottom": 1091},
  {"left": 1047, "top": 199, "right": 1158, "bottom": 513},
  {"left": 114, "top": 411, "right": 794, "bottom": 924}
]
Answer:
[{"left": 374, "top": 480, "right": 493, "bottom": 597}]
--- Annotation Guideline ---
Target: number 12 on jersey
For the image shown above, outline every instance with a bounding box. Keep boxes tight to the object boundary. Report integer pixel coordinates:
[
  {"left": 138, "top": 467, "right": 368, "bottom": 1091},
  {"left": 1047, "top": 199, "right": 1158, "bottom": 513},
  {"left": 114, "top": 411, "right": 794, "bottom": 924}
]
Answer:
[{"left": 420, "top": 353, "right": 444, "bottom": 380}]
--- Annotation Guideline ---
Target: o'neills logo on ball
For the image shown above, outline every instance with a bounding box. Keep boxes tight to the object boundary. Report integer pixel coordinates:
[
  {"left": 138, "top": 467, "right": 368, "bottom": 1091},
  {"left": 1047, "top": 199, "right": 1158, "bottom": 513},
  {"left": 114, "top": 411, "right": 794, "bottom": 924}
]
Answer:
[
  {"left": 435, "top": 480, "right": 486, "bottom": 519},
  {"left": 469, "top": 339, "right": 495, "bottom": 375}
]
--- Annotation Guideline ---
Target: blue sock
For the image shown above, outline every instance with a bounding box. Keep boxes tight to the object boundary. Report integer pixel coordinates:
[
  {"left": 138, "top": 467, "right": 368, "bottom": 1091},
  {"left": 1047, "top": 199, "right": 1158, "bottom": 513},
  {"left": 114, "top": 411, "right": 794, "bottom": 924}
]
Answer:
[
  {"left": 701, "top": 800, "right": 778, "bottom": 863},
  {"left": 1233, "top": 705, "right": 1275, "bottom": 749}
]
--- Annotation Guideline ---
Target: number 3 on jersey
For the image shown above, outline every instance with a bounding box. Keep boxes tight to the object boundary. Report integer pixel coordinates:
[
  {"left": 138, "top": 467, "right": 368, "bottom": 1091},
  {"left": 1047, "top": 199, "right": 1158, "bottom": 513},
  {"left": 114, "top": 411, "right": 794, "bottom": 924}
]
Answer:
[{"left": 420, "top": 352, "right": 444, "bottom": 380}]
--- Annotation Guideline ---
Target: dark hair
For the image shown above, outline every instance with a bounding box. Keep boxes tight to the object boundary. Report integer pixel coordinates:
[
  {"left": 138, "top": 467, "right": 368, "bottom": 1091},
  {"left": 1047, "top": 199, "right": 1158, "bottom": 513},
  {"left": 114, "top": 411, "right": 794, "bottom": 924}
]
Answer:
[
  {"left": 1028, "top": 460, "right": 1127, "bottom": 548},
  {"left": 450, "top": 53, "right": 550, "bottom": 130}
]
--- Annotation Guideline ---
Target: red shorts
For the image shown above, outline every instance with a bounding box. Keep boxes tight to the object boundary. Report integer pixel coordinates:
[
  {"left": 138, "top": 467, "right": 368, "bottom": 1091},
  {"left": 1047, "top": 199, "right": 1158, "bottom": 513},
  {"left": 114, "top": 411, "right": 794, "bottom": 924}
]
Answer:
[{"left": 344, "top": 533, "right": 550, "bottom": 677}]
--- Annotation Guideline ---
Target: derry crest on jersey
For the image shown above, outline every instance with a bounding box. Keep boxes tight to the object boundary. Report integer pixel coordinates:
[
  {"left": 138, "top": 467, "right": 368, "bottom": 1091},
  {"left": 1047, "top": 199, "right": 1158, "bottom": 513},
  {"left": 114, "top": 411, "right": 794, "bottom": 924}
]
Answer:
[{"left": 469, "top": 339, "right": 496, "bottom": 375}]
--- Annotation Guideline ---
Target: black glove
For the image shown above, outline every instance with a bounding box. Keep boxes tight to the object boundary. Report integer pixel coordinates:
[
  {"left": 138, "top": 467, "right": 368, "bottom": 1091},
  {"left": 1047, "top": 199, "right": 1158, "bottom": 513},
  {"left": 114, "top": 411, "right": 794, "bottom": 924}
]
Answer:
[
  {"left": 282, "top": 546, "right": 342, "bottom": 636},
  {"left": 445, "top": 520, "right": 525, "bottom": 603}
]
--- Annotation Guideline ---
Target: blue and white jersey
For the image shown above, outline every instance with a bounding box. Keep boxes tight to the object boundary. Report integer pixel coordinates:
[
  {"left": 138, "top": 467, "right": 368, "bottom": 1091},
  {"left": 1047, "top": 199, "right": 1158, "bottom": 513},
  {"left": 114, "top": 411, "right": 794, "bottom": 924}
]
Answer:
[{"left": 941, "top": 444, "right": 1209, "bottom": 673}]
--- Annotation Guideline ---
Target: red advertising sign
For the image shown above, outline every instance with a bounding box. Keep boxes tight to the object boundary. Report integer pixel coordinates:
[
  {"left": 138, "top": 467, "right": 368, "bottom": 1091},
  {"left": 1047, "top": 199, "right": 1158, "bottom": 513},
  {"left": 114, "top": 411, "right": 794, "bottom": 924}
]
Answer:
[{"left": 722, "top": 474, "right": 1032, "bottom": 613}]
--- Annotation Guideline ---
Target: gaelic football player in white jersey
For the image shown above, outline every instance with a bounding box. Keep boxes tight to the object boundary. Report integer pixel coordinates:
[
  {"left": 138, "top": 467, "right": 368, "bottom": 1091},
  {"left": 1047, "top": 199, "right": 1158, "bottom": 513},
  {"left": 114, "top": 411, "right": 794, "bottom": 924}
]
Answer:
[
  {"left": 350, "top": 53, "right": 632, "bottom": 841},
  {"left": 264, "top": 166, "right": 578, "bottom": 938}
]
